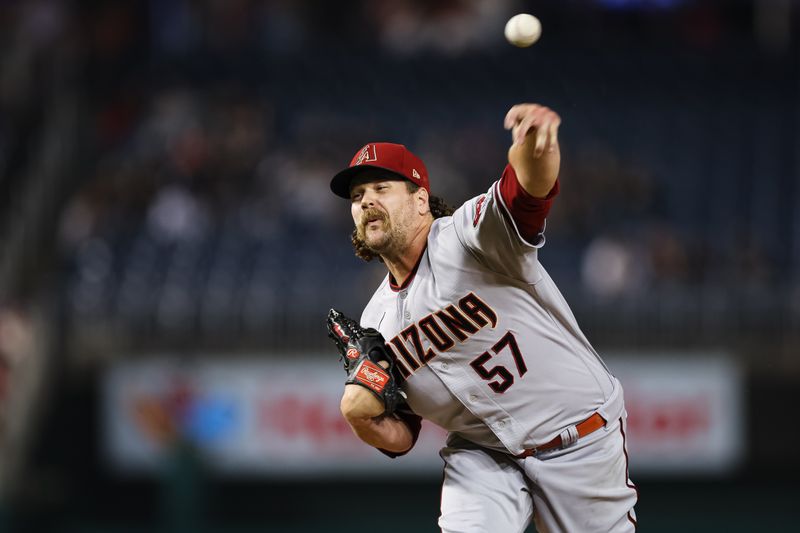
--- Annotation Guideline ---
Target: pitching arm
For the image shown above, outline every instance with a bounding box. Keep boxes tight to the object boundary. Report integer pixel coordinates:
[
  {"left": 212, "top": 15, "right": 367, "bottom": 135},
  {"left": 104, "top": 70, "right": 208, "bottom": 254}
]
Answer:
[{"left": 504, "top": 103, "right": 561, "bottom": 198}]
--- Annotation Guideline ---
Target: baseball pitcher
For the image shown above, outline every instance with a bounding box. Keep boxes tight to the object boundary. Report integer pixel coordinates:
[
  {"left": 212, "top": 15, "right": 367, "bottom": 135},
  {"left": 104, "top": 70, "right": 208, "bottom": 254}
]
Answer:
[{"left": 326, "top": 104, "right": 638, "bottom": 532}]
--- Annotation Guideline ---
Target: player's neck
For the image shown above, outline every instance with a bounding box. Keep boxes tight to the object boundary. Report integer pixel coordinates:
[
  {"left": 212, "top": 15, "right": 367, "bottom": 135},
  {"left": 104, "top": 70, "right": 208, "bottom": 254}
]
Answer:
[{"left": 382, "top": 218, "right": 432, "bottom": 286}]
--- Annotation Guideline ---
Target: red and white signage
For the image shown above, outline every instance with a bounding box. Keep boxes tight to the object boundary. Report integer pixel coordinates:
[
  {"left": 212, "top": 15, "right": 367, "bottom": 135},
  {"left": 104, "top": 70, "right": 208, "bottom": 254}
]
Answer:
[
  {"left": 608, "top": 353, "right": 744, "bottom": 475},
  {"left": 102, "top": 357, "right": 447, "bottom": 477},
  {"left": 103, "top": 352, "right": 743, "bottom": 478}
]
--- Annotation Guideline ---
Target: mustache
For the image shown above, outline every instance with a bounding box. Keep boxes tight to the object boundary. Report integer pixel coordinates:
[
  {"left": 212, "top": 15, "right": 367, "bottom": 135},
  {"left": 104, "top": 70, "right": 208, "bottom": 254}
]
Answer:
[
  {"left": 358, "top": 208, "right": 388, "bottom": 228},
  {"left": 356, "top": 208, "right": 388, "bottom": 241}
]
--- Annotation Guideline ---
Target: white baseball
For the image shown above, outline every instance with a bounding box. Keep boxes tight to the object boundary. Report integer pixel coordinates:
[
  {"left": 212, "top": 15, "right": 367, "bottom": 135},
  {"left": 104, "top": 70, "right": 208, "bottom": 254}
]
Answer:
[{"left": 504, "top": 13, "right": 542, "bottom": 48}]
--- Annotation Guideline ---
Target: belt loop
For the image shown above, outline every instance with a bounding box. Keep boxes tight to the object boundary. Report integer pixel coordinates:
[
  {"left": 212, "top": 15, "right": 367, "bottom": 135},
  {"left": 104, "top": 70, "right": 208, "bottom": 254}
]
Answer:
[{"left": 558, "top": 425, "right": 579, "bottom": 449}]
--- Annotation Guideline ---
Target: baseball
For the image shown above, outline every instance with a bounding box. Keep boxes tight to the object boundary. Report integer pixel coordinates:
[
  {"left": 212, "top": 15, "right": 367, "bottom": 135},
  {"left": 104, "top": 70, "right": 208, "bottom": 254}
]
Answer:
[{"left": 504, "top": 13, "right": 542, "bottom": 48}]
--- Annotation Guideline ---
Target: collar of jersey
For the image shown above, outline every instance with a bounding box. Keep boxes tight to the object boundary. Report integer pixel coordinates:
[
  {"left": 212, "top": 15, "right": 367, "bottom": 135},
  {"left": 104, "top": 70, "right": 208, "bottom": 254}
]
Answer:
[{"left": 388, "top": 244, "right": 427, "bottom": 292}]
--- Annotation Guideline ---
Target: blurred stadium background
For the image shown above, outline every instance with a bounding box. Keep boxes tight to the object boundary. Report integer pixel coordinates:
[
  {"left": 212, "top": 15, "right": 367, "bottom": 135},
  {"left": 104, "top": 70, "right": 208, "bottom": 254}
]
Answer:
[{"left": 1, "top": 0, "right": 800, "bottom": 531}]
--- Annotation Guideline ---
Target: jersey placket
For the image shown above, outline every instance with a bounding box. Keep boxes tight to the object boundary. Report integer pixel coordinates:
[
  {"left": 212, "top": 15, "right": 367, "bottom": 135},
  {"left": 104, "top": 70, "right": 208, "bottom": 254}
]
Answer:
[
  {"left": 429, "top": 340, "right": 528, "bottom": 454},
  {"left": 396, "top": 288, "right": 411, "bottom": 325}
]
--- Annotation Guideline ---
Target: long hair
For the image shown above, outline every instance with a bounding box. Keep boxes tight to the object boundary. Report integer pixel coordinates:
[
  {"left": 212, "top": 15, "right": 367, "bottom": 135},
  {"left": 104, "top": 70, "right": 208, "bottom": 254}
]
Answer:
[{"left": 351, "top": 183, "right": 455, "bottom": 262}]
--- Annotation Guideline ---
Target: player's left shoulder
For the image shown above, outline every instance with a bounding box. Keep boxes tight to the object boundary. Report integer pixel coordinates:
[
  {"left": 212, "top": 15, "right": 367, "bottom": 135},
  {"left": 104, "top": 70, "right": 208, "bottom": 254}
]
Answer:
[
  {"left": 429, "top": 216, "right": 451, "bottom": 239},
  {"left": 428, "top": 213, "right": 462, "bottom": 255}
]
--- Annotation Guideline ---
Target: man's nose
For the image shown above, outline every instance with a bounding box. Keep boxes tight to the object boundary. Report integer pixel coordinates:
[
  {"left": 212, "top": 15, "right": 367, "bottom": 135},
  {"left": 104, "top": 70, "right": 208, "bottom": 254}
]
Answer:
[{"left": 360, "top": 191, "right": 376, "bottom": 208}]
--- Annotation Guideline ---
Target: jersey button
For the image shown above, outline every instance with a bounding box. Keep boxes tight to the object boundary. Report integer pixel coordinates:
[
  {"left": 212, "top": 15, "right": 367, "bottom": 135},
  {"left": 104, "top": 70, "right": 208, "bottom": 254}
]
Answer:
[
  {"left": 441, "top": 362, "right": 449, "bottom": 370},
  {"left": 403, "top": 311, "right": 411, "bottom": 320},
  {"left": 399, "top": 290, "right": 407, "bottom": 299},
  {"left": 469, "top": 394, "right": 478, "bottom": 402},
  {"left": 497, "top": 420, "right": 507, "bottom": 429}
]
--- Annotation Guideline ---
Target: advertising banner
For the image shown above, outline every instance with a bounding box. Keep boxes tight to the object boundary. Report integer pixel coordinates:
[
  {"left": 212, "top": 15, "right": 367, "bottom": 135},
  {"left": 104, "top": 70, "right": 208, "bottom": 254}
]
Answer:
[
  {"left": 103, "top": 352, "right": 743, "bottom": 477},
  {"left": 608, "top": 353, "right": 744, "bottom": 475}
]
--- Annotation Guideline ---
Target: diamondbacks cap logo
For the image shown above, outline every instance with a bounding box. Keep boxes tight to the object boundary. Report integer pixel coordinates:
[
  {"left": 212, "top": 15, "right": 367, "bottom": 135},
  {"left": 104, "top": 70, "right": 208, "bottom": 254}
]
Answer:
[
  {"left": 354, "top": 144, "right": 378, "bottom": 166},
  {"left": 346, "top": 347, "right": 360, "bottom": 360},
  {"left": 354, "top": 360, "right": 389, "bottom": 393}
]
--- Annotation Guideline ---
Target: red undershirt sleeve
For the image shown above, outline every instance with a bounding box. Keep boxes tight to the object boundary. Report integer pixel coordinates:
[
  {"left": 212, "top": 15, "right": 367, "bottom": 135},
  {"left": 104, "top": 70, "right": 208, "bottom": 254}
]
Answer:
[
  {"left": 377, "top": 408, "right": 423, "bottom": 458},
  {"left": 497, "top": 164, "right": 559, "bottom": 243}
]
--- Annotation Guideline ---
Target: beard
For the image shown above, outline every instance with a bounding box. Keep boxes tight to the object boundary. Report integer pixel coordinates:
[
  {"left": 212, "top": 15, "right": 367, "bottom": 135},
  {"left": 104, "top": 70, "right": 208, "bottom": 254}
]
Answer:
[{"left": 356, "top": 207, "right": 404, "bottom": 255}]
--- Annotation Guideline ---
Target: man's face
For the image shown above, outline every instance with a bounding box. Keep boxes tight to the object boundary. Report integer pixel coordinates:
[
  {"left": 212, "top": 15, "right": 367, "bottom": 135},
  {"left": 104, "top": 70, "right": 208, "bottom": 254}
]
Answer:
[{"left": 350, "top": 178, "right": 418, "bottom": 256}]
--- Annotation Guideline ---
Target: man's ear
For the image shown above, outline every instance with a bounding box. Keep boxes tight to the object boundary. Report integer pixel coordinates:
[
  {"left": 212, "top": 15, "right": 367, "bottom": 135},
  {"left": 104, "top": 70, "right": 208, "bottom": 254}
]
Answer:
[{"left": 416, "top": 187, "right": 430, "bottom": 216}]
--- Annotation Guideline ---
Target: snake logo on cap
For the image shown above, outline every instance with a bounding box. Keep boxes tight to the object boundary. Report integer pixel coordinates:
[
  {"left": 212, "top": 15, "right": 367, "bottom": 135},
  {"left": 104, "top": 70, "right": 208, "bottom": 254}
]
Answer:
[{"left": 354, "top": 144, "right": 378, "bottom": 166}]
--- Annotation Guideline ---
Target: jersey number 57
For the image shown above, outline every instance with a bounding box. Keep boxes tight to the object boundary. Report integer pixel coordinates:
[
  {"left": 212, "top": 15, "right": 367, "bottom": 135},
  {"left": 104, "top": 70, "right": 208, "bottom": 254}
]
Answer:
[{"left": 469, "top": 331, "right": 528, "bottom": 393}]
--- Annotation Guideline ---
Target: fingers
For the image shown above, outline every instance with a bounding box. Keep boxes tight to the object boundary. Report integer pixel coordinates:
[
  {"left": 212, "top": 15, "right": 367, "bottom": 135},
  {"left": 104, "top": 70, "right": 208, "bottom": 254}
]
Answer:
[
  {"left": 504, "top": 105, "right": 521, "bottom": 129},
  {"left": 547, "top": 117, "right": 561, "bottom": 153},
  {"left": 531, "top": 110, "right": 560, "bottom": 157},
  {"left": 514, "top": 114, "right": 537, "bottom": 145},
  {"left": 504, "top": 104, "right": 541, "bottom": 130},
  {"left": 505, "top": 103, "right": 561, "bottom": 158}
]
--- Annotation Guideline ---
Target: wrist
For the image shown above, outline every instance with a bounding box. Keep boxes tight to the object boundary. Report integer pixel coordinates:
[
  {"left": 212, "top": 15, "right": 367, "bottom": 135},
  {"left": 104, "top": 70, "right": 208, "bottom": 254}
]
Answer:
[{"left": 341, "top": 384, "right": 385, "bottom": 419}]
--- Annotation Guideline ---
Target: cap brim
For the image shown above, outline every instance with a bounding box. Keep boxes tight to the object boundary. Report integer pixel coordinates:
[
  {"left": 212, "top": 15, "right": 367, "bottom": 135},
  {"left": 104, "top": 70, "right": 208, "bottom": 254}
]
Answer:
[{"left": 329, "top": 165, "right": 408, "bottom": 199}]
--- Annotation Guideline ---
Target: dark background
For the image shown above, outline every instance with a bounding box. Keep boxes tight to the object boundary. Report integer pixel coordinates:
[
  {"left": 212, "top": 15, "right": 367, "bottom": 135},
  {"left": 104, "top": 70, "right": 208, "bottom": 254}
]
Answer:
[{"left": 1, "top": 0, "right": 800, "bottom": 531}]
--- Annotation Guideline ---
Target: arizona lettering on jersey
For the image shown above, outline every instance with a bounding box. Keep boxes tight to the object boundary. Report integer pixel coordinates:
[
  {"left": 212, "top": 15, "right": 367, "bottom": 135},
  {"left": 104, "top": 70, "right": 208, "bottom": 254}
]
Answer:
[{"left": 385, "top": 292, "right": 497, "bottom": 378}]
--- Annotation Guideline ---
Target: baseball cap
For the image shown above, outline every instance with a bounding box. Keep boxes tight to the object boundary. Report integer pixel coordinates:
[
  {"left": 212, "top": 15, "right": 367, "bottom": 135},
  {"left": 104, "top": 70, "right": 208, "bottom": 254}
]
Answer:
[{"left": 330, "top": 142, "right": 430, "bottom": 199}]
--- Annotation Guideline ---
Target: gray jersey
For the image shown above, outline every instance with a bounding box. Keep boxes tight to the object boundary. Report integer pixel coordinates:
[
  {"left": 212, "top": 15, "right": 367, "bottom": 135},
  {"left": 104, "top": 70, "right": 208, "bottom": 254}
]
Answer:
[{"left": 360, "top": 179, "right": 624, "bottom": 455}]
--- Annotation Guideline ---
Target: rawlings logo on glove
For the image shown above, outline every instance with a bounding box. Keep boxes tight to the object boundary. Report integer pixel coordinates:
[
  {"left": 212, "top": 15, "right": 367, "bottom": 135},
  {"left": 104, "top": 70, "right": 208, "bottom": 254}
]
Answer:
[
  {"left": 326, "top": 308, "right": 404, "bottom": 415},
  {"left": 354, "top": 360, "right": 390, "bottom": 393}
]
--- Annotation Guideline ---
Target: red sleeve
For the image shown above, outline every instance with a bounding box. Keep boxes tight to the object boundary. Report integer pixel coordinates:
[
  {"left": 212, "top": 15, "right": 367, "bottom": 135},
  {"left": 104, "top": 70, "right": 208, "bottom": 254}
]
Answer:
[
  {"left": 377, "top": 408, "right": 422, "bottom": 458},
  {"left": 497, "top": 164, "right": 559, "bottom": 243}
]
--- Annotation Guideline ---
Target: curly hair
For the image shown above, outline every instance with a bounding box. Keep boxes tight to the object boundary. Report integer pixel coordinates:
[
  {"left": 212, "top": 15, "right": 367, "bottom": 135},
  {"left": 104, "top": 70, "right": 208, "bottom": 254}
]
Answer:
[{"left": 351, "top": 183, "right": 455, "bottom": 262}]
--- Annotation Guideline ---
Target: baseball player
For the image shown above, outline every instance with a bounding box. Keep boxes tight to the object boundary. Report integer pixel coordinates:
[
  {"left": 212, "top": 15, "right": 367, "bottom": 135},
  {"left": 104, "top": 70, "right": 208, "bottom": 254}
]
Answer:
[{"left": 326, "top": 103, "right": 638, "bottom": 532}]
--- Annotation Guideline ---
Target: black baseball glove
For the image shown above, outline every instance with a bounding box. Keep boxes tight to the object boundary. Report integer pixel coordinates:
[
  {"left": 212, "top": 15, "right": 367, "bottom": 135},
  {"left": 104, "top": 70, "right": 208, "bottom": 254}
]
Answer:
[{"left": 326, "top": 308, "right": 404, "bottom": 415}]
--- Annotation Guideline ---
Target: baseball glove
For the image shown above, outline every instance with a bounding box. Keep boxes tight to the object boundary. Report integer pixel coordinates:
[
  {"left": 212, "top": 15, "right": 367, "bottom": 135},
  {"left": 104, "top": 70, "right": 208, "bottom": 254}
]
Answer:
[{"left": 326, "top": 308, "right": 404, "bottom": 415}]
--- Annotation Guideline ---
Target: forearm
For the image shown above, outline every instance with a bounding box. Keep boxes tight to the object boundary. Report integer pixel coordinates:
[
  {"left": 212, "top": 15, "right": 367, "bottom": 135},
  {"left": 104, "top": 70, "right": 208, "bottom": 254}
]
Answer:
[
  {"left": 508, "top": 136, "right": 560, "bottom": 198},
  {"left": 340, "top": 383, "right": 414, "bottom": 452},
  {"left": 346, "top": 413, "right": 414, "bottom": 453}
]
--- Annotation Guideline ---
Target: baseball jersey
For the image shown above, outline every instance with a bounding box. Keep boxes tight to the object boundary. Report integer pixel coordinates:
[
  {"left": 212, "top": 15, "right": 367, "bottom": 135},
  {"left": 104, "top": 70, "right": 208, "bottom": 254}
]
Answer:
[{"left": 360, "top": 165, "right": 625, "bottom": 456}]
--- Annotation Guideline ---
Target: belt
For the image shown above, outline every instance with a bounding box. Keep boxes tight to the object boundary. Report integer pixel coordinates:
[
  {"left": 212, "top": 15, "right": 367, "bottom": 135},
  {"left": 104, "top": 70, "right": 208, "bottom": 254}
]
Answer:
[{"left": 516, "top": 412, "right": 606, "bottom": 458}]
